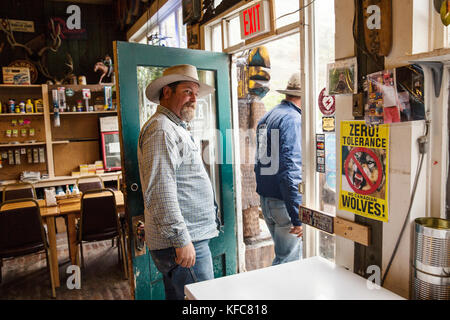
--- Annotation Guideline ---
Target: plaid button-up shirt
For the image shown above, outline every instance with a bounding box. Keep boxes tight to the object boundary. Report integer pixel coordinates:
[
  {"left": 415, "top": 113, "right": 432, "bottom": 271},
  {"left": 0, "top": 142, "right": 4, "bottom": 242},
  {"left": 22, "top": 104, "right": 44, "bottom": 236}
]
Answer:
[{"left": 137, "top": 105, "right": 219, "bottom": 250}]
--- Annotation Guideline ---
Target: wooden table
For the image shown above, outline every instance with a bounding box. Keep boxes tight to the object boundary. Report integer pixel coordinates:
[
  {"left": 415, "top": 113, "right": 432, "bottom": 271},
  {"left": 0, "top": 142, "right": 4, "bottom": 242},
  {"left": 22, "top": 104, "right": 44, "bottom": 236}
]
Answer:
[
  {"left": 3, "top": 191, "right": 124, "bottom": 287},
  {"left": 185, "top": 256, "right": 405, "bottom": 300}
]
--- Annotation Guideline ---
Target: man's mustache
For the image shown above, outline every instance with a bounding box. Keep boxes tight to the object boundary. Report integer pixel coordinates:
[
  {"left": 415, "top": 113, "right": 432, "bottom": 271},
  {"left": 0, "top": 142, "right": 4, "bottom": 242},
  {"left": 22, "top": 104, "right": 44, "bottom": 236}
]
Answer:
[{"left": 183, "top": 102, "right": 196, "bottom": 109}]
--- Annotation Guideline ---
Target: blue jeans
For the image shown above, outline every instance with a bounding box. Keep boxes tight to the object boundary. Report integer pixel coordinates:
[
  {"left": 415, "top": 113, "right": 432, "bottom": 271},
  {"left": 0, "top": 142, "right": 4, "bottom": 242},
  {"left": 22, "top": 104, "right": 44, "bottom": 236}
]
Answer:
[
  {"left": 260, "top": 196, "right": 302, "bottom": 265},
  {"left": 150, "top": 239, "right": 214, "bottom": 300}
]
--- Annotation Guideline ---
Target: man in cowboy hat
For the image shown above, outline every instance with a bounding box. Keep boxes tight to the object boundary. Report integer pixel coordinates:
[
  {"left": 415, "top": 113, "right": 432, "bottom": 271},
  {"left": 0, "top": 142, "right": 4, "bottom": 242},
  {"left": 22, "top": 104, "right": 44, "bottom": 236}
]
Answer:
[
  {"left": 254, "top": 72, "right": 304, "bottom": 265},
  {"left": 137, "top": 64, "right": 219, "bottom": 300}
]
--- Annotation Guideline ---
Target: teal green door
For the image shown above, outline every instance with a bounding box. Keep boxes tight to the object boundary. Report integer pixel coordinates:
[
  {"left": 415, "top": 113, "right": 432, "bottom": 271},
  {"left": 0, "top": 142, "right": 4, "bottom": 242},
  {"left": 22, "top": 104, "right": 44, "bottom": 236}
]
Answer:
[{"left": 113, "top": 41, "right": 237, "bottom": 299}]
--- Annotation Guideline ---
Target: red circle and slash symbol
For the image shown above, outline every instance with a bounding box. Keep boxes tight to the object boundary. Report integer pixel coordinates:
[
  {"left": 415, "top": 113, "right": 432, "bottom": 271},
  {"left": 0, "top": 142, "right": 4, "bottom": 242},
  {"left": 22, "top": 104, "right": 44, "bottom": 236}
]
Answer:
[
  {"left": 318, "top": 88, "right": 336, "bottom": 116},
  {"left": 344, "top": 147, "right": 383, "bottom": 195}
]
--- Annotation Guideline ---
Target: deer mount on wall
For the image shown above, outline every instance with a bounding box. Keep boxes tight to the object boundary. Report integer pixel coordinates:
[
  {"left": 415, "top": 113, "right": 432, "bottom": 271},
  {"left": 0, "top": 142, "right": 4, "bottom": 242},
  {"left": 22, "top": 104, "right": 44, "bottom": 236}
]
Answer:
[{"left": 0, "top": 18, "right": 74, "bottom": 84}]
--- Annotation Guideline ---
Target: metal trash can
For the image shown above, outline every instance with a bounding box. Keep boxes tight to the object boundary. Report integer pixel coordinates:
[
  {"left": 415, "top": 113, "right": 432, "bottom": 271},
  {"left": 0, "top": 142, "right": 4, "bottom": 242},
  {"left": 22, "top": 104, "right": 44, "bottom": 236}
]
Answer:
[{"left": 412, "top": 217, "right": 450, "bottom": 300}]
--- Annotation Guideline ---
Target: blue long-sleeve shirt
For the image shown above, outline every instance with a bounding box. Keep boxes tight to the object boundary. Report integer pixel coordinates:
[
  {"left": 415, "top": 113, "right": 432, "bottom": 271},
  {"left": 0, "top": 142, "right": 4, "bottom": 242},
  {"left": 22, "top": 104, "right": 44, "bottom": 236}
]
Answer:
[{"left": 254, "top": 99, "right": 303, "bottom": 226}]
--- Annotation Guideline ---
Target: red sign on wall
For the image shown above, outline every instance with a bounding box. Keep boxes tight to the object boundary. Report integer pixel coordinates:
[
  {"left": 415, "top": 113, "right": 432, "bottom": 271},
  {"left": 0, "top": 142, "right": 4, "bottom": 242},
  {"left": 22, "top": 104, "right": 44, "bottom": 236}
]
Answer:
[{"left": 239, "top": 1, "right": 270, "bottom": 40}]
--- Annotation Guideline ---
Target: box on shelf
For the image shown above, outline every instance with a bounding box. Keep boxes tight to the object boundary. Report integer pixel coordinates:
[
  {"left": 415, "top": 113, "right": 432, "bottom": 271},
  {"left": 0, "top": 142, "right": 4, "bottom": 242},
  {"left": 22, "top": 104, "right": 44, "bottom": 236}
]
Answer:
[
  {"left": 99, "top": 116, "right": 119, "bottom": 132},
  {"left": 79, "top": 164, "right": 89, "bottom": 175},
  {"left": 78, "top": 161, "right": 105, "bottom": 176},
  {"left": 2, "top": 67, "right": 31, "bottom": 85},
  {"left": 88, "top": 164, "right": 96, "bottom": 174},
  {"left": 95, "top": 160, "right": 103, "bottom": 169}
]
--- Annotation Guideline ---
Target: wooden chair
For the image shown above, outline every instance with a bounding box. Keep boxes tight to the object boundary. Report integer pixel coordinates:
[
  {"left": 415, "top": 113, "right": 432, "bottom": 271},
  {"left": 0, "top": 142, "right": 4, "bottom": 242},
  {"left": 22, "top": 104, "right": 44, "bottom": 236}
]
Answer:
[
  {"left": 76, "top": 188, "right": 127, "bottom": 279},
  {"left": 75, "top": 175, "right": 104, "bottom": 194},
  {"left": 2, "top": 182, "right": 36, "bottom": 202},
  {"left": 0, "top": 198, "right": 56, "bottom": 298}
]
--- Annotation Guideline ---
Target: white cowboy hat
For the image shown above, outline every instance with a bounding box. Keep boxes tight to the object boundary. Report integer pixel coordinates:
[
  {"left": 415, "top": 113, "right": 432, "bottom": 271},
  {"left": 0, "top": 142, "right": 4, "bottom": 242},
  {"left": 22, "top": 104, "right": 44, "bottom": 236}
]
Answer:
[
  {"left": 145, "top": 64, "right": 215, "bottom": 104},
  {"left": 276, "top": 72, "right": 302, "bottom": 97}
]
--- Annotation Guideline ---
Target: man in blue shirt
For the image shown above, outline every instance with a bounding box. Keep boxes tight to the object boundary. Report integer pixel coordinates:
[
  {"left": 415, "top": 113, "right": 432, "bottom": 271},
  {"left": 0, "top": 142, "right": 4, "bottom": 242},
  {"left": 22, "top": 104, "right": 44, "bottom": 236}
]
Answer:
[{"left": 254, "top": 73, "right": 303, "bottom": 265}]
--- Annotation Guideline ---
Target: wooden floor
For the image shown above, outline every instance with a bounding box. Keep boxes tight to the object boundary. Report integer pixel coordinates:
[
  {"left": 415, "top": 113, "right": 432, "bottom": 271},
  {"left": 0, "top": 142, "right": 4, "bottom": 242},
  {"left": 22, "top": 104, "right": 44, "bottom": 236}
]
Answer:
[{"left": 0, "top": 231, "right": 132, "bottom": 300}]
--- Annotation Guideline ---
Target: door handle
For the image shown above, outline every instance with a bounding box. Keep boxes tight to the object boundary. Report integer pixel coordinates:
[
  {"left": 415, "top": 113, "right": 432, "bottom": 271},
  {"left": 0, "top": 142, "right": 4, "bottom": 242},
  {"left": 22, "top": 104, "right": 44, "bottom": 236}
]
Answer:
[{"left": 130, "top": 183, "right": 139, "bottom": 192}]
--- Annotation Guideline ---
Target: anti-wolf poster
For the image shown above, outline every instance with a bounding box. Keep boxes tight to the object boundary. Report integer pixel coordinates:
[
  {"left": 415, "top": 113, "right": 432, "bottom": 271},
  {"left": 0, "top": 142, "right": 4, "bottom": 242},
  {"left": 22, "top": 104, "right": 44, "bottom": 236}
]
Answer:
[{"left": 339, "top": 121, "right": 389, "bottom": 222}]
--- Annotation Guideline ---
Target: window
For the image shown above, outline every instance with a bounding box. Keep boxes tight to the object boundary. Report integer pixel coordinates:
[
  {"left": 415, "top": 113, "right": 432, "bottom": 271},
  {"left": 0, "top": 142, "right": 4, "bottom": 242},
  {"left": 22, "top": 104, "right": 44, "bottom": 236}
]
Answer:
[
  {"left": 211, "top": 23, "right": 223, "bottom": 52},
  {"left": 128, "top": 0, "right": 187, "bottom": 49},
  {"left": 202, "top": 0, "right": 300, "bottom": 53},
  {"left": 275, "top": 0, "right": 300, "bottom": 28},
  {"left": 313, "top": 0, "right": 336, "bottom": 262},
  {"left": 260, "top": 33, "right": 300, "bottom": 109},
  {"left": 227, "top": 15, "right": 243, "bottom": 48}
]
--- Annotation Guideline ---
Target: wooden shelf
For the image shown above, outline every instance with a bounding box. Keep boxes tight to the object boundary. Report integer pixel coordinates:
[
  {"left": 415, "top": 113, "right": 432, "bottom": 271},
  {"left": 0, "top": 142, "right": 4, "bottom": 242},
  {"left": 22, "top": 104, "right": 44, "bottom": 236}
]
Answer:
[
  {"left": 0, "top": 171, "right": 122, "bottom": 188},
  {"left": 48, "top": 83, "right": 115, "bottom": 93},
  {"left": 52, "top": 140, "right": 70, "bottom": 144},
  {"left": 0, "top": 141, "right": 46, "bottom": 147},
  {"left": 0, "top": 84, "right": 42, "bottom": 88},
  {"left": 49, "top": 111, "right": 117, "bottom": 115},
  {"left": 0, "top": 113, "right": 44, "bottom": 116}
]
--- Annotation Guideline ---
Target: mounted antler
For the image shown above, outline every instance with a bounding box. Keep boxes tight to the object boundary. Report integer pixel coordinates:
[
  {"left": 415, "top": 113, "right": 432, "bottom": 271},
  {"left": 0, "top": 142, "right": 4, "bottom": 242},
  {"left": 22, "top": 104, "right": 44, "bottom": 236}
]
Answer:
[
  {"left": 0, "top": 19, "right": 33, "bottom": 56},
  {"left": 0, "top": 18, "right": 67, "bottom": 83},
  {"left": 37, "top": 18, "right": 61, "bottom": 56}
]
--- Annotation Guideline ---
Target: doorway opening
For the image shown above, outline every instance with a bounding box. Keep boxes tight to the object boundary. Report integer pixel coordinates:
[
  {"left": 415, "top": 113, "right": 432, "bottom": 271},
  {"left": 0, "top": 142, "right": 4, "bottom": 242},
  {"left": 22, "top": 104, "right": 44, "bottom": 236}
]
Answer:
[{"left": 233, "top": 33, "right": 302, "bottom": 271}]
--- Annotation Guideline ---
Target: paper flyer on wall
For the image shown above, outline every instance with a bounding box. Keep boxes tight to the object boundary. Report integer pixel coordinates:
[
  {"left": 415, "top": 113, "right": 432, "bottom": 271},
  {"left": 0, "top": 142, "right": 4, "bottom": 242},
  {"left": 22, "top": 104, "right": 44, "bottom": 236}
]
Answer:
[
  {"left": 326, "top": 57, "right": 357, "bottom": 96},
  {"left": 364, "top": 64, "right": 425, "bottom": 126},
  {"left": 339, "top": 120, "right": 389, "bottom": 222}
]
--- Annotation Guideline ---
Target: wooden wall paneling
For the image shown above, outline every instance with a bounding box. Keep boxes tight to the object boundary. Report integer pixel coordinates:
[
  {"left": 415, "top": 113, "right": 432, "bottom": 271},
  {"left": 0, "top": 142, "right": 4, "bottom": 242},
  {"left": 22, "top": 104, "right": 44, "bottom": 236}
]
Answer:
[
  {"left": 41, "top": 1, "right": 124, "bottom": 84},
  {"left": 52, "top": 140, "right": 100, "bottom": 176},
  {"left": 51, "top": 114, "right": 100, "bottom": 140}
]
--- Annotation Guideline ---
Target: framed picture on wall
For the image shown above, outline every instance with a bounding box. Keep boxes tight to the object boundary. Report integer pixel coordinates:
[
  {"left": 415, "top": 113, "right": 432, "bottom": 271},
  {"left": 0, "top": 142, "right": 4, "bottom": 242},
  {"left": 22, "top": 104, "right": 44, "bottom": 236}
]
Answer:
[
  {"left": 182, "top": 0, "right": 202, "bottom": 25},
  {"left": 187, "top": 23, "right": 200, "bottom": 49},
  {"left": 326, "top": 57, "right": 357, "bottom": 96}
]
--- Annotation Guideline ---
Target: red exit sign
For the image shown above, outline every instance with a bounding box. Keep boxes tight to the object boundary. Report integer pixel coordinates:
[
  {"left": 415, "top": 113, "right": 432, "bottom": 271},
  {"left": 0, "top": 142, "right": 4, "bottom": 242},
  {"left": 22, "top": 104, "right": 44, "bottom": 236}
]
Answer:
[{"left": 239, "top": 1, "right": 270, "bottom": 40}]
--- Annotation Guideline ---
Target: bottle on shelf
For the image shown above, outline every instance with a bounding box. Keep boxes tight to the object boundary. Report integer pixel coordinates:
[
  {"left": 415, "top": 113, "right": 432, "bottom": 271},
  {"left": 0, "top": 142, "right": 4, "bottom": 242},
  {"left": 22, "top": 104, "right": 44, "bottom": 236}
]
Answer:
[
  {"left": 26, "top": 99, "right": 34, "bottom": 113},
  {"left": 34, "top": 99, "right": 43, "bottom": 113},
  {"left": 58, "top": 87, "right": 67, "bottom": 112},
  {"left": 53, "top": 103, "right": 60, "bottom": 127},
  {"left": 19, "top": 101, "right": 26, "bottom": 113},
  {"left": 65, "top": 184, "right": 71, "bottom": 195},
  {"left": 72, "top": 184, "right": 80, "bottom": 195},
  {"left": 76, "top": 100, "right": 83, "bottom": 112},
  {"left": 8, "top": 98, "right": 15, "bottom": 113}
]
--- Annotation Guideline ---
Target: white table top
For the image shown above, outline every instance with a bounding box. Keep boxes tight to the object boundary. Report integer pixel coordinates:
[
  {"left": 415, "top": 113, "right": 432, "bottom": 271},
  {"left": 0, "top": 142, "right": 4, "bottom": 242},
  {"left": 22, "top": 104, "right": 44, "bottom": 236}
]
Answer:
[{"left": 185, "top": 256, "right": 405, "bottom": 300}]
